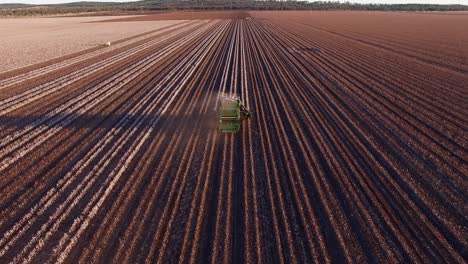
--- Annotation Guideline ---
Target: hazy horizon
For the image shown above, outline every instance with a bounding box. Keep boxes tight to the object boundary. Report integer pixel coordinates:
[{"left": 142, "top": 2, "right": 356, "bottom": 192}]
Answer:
[{"left": 1, "top": 0, "right": 467, "bottom": 5}]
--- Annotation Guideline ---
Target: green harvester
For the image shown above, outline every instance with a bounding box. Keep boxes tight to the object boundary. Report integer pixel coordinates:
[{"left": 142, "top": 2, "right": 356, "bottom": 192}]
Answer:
[{"left": 218, "top": 96, "right": 252, "bottom": 133}]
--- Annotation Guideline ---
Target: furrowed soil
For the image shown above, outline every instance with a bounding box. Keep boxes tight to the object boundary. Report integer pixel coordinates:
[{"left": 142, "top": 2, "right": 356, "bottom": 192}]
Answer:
[{"left": 0, "top": 11, "right": 466, "bottom": 263}]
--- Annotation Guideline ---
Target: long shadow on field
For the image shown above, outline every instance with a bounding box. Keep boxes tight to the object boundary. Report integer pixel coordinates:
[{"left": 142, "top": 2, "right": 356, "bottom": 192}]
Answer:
[{"left": 0, "top": 111, "right": 218, "bottom": 132}]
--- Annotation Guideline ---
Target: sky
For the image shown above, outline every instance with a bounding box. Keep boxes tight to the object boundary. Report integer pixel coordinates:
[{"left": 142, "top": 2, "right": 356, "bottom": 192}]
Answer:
[{"left": 0, "top": 0, "right": 467, "bottom": 5}]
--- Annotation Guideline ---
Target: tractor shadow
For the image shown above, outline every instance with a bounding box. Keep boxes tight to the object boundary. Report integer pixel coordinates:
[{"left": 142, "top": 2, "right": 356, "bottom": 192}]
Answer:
[{"left": 0, "top": 111, "right": 218, "bottom": 136}]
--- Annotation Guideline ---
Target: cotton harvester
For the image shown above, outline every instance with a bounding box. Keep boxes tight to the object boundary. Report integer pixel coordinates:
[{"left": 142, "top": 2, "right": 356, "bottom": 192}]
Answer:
[{"left": 217, "top": 95, "right": 252, "bottom": 133}]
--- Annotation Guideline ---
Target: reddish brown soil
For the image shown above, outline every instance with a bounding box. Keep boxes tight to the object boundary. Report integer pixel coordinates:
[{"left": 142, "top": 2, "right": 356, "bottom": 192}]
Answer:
[{"left": 0, "top": 11, "right": 466, "bottom": 263}]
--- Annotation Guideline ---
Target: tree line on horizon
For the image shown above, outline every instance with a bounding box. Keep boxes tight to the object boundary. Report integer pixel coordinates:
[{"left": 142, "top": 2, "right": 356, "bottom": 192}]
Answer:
[{"left": 1, "top": 0, "right": 467, "bottom": 16}]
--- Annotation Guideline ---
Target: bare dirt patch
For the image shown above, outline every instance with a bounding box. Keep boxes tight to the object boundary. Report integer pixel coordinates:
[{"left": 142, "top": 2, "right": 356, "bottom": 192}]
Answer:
[
  {"left": 100, "top": 11, "right": 249, "bottom": 21},
  {"left": 0, "top": 16, "right": 184, "bottom": 73}
]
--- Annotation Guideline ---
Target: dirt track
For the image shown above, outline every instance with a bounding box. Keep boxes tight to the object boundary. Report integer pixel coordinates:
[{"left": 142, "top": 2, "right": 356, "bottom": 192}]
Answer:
[{"left": 0, "top": 11, "right": 467, "bottom": 263}]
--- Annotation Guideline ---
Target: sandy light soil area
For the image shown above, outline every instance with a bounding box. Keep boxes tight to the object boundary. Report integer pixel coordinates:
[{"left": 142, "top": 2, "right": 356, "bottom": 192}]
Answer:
[{"left": 0, "top": 16, "right": 184, "bottom": 73}]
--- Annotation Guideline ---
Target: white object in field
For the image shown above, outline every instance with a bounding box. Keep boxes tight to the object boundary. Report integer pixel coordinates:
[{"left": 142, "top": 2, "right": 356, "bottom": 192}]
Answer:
[{"left": 104, "top": 41, "right": 111, "bottom": 46}]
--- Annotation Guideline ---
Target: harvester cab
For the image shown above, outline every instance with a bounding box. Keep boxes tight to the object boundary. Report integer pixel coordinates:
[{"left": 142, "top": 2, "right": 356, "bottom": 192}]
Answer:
[{"left": 218, "top": 96, "right": 252, "bottom": 133}]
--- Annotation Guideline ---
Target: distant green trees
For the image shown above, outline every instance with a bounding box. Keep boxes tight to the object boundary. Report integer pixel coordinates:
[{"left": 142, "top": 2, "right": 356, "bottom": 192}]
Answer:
[{"left": 1, "top": 1, "right": 467, "bottom": 17}]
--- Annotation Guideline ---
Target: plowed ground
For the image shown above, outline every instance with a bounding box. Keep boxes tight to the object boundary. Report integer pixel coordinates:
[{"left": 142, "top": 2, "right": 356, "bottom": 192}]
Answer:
[{"left": 0, "top": 11, "right": 466, "bottom": 263}]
